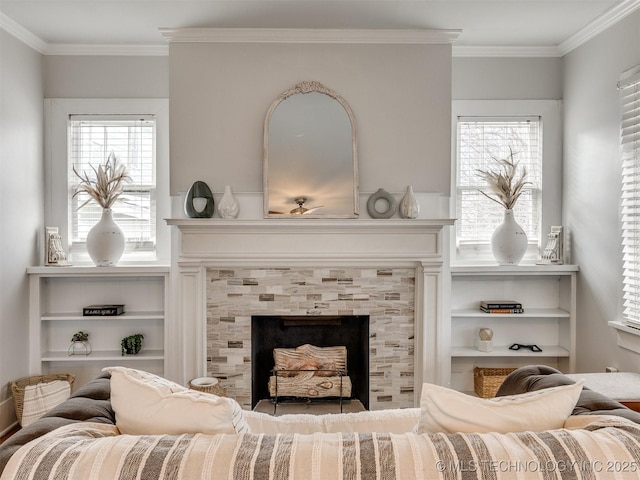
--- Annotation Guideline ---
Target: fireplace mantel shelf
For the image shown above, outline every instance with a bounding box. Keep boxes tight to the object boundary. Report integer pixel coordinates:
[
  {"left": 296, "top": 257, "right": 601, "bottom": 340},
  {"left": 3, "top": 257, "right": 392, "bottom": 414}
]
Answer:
[
  {"left": 166, "top": 218, "right": 455, "bottom": 231},
  {"left": 166, "top": 218, "right": 454, "bottom": 266}
]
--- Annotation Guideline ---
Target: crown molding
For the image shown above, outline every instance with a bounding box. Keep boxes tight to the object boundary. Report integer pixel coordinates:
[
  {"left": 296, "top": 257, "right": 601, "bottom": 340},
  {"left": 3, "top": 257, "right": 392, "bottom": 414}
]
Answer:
[
  {"left": 3, "top": 3, "right": 639, "bottom": 58},
  {"left": 0, "top": 12, "right": 47, "bottom": 53},
  {"left": 0, "top": 12, "right": 167, "bottom": 56},
  {"left": 559, "top": 0, "right": 640, "bottom": 56},
  {"left": 453, "top": 45, "right": 562, "bottom": 58},
  {"left": 159, "top": 28, "right": 461, "bottom": 45},
  {"left": 43, "top": 43, "right": 168, "bottom": 56}
]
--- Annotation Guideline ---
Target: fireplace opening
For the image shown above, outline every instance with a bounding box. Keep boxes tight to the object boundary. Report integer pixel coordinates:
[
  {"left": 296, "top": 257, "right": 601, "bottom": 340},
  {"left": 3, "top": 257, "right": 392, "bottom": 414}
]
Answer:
[{"left": 251, "top": 315, "right": 370, "bottom": 409}]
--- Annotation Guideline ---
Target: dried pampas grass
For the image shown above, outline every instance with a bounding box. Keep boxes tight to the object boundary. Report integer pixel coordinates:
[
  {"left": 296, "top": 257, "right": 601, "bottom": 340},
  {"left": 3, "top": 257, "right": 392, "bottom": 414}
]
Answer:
[
  {"left": 476, "top": 148, "right": 530, "bottom": 210},
  {"left": 73, "top": 151, "right": 130, "bottom": 209}
]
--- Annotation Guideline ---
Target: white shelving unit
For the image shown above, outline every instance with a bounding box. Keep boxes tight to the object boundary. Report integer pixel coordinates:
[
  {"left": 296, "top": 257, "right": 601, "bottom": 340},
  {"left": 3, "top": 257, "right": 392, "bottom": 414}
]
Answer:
[
  {"left": 449, "top": 265, "right": 578, "bottom": 393},
  {"left": 27, "top": 265, "right": 169, "bottom": 388}
]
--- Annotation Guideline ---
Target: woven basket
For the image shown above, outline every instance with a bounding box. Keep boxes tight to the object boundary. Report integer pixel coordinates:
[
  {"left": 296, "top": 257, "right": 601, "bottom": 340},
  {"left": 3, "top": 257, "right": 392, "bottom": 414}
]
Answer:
[
  {"left": 473, "top": 367, "right": 516, "bottom": 398},
  {"left": 188, "top": 377, "right": 226, "bottom": 396},
  {"left": 11, "top": 373, "right": 75, "bottom": 423}
]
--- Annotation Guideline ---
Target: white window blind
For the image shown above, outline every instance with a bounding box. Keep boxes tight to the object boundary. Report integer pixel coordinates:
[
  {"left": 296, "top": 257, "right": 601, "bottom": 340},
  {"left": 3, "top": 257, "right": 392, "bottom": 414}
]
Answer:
[
  {"left": 68, "top": 115, "right": 156, "bottom": 251},
  {"left": 620, "top": 66, "right": 640, "bottom": 329},
  {"left": 456, "top": 117, "right": 542, "bottom": 248}
]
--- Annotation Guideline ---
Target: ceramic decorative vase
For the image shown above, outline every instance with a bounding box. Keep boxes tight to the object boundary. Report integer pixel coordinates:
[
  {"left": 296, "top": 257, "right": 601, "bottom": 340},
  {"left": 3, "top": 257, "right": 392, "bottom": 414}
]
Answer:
[
  {"left": 218, "top": 185, "right": 240, "bottom": 219},
  {"left": 399, "top": 185, "right": 420, "bottom": 219},
  {"left": 491, "top": 209, "right": 528, "bottom": 265},
  {"left": 185, "top": 181, "right": 215, "bottom": 218},
  {"left": 367, "top": 188, "right": 397, "bottom": 218},
  {"left": 86, "top": 208, "right": 125, "bottom": 267}
]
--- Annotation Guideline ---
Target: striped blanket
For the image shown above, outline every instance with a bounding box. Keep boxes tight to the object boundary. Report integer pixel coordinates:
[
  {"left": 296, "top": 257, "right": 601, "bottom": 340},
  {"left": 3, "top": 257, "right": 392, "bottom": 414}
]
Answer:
[{"left": 3, "top": 418, "right": 640, "bottom": 479}]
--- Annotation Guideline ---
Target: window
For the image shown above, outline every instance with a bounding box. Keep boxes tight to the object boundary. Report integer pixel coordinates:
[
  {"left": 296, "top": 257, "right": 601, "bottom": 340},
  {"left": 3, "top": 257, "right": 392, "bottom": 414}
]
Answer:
[
  {"left": 45, "top": 98, "right": 169, "bottom": 264},
  {"left": 620, "top": 65, "right": 640, "bottom": 329},
  {"left": 69, "top": 116, "right": 156, "bottom": 251},
  {"left": 451, "top": 100, "right": 562, "bottom": 264},
  {"left": 456, "top": 117, "right": 542, "bottom": 248}
]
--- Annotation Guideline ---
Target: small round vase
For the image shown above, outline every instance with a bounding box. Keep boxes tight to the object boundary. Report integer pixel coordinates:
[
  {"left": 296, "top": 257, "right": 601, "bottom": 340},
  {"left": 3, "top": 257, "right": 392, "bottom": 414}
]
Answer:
[
  {"left": 218, "top": 185, "right": 240, "bottom": 219},
  {"left": 68, "top": 341, "right": 92, "bottom": 356},
  {"left": 491, "top": 209, "right": 528, "bottom": 265},
  {"left": 86, "top": 208, "right": 125, "bottom": 267},
  {"left": 399, "top": 185, "right": 420, "bottom": 219},
  {"left": 367, "top": 188, "right": 397, "bottom": 219}
]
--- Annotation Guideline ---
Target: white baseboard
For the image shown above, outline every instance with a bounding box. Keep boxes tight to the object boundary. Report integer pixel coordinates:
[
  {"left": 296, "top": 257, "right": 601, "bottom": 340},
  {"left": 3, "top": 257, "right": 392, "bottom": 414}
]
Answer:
[{"left": 0, "top": 397, "right": 18, "bottom": 437}]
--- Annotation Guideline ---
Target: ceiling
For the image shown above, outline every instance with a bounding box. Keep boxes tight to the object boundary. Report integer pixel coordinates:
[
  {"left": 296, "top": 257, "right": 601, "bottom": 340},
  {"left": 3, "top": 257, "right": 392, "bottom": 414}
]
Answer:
[{"left": 1, "top": 0, "right": 639, "bottom": 56}]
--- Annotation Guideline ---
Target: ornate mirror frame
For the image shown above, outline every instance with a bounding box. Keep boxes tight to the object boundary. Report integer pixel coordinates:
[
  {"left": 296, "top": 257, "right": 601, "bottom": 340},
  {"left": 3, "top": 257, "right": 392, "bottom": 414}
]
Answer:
[{"left": 263, "top": 81, "right": 359, "bottom": 218}]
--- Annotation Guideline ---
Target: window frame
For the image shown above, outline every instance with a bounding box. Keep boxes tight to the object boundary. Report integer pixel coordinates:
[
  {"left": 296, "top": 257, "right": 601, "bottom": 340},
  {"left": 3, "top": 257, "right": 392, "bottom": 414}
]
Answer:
[
  {"left": 451, "top": 100, "right": 563, "bottom": 265},
  {"left": 619, "top": 65, "right": 640, "bottom": 329},
  {"left": 44, "top": 98, "right": 170, "bottom": 265}
]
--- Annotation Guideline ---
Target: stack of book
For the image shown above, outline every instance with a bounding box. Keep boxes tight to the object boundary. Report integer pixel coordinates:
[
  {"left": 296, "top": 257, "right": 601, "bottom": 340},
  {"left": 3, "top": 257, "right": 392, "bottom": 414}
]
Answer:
[{"left": 479, "top": 300, "right": 523, "bottom": 314}]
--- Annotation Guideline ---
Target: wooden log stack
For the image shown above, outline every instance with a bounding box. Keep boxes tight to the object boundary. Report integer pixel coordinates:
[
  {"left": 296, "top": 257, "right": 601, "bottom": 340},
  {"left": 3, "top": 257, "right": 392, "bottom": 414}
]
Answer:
[{"left": 268, "top": 344, "right": 352, "bottom": 398}]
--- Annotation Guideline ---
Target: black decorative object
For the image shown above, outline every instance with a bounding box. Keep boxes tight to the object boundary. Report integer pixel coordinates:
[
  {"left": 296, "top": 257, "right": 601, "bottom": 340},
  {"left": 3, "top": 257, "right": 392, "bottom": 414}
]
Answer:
[{"left": 185, "top": 181, "right": 215, "bottom": 218}]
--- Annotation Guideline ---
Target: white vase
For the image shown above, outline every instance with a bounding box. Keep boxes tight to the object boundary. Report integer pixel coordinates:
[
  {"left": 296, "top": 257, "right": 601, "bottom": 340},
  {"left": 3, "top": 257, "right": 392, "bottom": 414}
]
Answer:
[
  {"left": 218, "top": 185, "right": 240, "bottom": 219},
  {"left": 491, "top": 209, "right": 528, "bottom": 265},
  {"left": 399, "top": 185, "right": 420, "bottom": 219},
  {"left": 86, "top": 208, "right": 125, "bottom": 267}
]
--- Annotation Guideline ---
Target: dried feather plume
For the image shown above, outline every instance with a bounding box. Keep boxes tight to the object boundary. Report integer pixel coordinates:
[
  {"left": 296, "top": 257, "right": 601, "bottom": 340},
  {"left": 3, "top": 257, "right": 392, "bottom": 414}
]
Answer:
[
  {"left": 73, "top": 151, "right": 130, "bottom": 209},
  {"left": 476, "top": 148, "right": 530, "bottom": 210}
]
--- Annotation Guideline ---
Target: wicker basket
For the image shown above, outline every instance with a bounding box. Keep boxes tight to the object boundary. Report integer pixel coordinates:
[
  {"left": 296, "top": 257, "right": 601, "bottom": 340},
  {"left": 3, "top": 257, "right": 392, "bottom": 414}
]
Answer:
[
  {"left": 188, "top": 377, "right": 226, "bottom": 396},
  {"left": 11, "top": 373, "right": 75, "bottom": 424},
  {"left": 473, "top": 367, "right": 516, "bottom": 398}
]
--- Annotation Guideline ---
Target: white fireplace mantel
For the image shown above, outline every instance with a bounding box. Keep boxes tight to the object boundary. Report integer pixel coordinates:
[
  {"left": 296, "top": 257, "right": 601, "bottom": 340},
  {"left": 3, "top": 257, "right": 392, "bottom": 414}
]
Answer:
[
  {"left": 166, "top": 218, "right": 453, "bottom": 264},
  {"left": 167, "top": 217, "right": 454, "bottom": 406}
]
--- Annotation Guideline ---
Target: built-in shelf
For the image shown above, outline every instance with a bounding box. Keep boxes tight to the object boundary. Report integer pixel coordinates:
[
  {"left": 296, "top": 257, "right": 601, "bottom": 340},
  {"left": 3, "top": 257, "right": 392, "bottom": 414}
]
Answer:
[
  {"left": 41, "top": 312, "right": 165, "bottom": 321},
  {"left": 27, "top": 265, "right": 170, "bottom": 276},
  {"left": 449, "top": 265, "right": 578, "bottom": 392},
  {"left": 451, "top": 345, "right": 570, "bottom": 358},
  {"left": 42, "top": 349, "right": 165, "bottom": 362},
  {"left": 452, "top": 308, "right": 570, "bottom": 318},
  {"left": 28, "top": 265, "right": 169, "bottom": 388},
  {"left": 451, "top": 264, "right": 580, "bottom": 275}
]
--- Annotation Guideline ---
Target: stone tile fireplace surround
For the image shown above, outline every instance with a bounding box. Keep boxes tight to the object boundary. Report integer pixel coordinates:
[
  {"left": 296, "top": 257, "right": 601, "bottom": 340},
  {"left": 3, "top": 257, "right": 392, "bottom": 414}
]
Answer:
[
  {"left": 207, "top": 266, "right": 414, "bottom": 409},
  {"left": 167, "top": 219, "right": 452, "bottom": 410}
]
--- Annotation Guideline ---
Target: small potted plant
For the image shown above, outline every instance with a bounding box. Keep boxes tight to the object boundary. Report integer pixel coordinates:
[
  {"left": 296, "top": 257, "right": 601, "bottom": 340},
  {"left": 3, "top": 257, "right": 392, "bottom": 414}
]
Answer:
[
  {"left": 121, "top": 333, "right": 144, "bottom": 356},
  {"left": 68, "top": 330, "right": 92, "bottom": 356}
]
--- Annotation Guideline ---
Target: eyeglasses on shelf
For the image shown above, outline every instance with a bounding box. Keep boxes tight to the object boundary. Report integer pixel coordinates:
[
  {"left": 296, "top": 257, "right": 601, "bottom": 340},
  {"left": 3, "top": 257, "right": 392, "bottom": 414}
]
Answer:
[{"left": 508, "top": 343, "right": 543, "bottom": 352}]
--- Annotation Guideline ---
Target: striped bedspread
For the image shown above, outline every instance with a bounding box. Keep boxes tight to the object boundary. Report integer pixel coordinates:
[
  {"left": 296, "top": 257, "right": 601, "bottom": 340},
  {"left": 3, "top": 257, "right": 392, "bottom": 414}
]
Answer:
[{"left": 3, "top": 418, "right": 640, "bottom": 479}]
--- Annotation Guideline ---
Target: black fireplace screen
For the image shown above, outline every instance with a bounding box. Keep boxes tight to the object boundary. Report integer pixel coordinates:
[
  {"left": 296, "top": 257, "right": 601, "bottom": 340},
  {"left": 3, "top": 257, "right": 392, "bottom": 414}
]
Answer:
[{"left": 251, "top": 315, "right": 370, "bottom": 409}]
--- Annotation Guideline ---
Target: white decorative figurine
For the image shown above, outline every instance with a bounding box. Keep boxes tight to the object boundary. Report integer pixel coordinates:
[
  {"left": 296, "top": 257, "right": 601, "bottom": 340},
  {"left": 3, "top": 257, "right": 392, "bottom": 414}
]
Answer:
[
  {"left": 478, "top": 327, "right": 493, "bottom": 352},
  {"left": 537, "top": 226, "right": 564, "bottom": 265},
  {"left": 45, "top": 227, "right": 68, "bottom": 266}
]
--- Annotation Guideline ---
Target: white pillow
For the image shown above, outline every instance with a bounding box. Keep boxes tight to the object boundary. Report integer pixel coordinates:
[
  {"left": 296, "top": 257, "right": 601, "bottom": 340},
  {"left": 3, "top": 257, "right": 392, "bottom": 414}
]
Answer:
[
  {"left": 416, "top": 380, "right": 584, "bottom": 434},
  {"left": 244, "top": 407, "right": 421, "bottom": 434},
  {"left": 104, "top": 367, "right": 248, "bottom": 435}
]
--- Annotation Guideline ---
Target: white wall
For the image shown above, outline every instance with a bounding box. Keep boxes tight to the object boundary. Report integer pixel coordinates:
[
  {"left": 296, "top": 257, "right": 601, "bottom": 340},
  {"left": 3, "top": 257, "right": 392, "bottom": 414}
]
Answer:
[
  {"left": 44, "top": 55, "right": 169, "bottom": 98},
  {"left": 453, "top": 57, "right": 563, "bottom": 100},
  {"left": 169, "top": 42, "right": 453, "bottom": 198},
  {"left": 563, "top": 10, "right": 640, "bottom": 373},
  {"left": 0, "top": 30, "right": 44, "bottom": 433}
]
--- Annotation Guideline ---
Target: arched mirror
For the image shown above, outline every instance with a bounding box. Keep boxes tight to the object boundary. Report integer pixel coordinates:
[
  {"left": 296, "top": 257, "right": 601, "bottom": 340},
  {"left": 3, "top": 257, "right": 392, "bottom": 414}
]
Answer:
[{"left": 264, "top": 81, "right": 359, "bottom": 218}]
